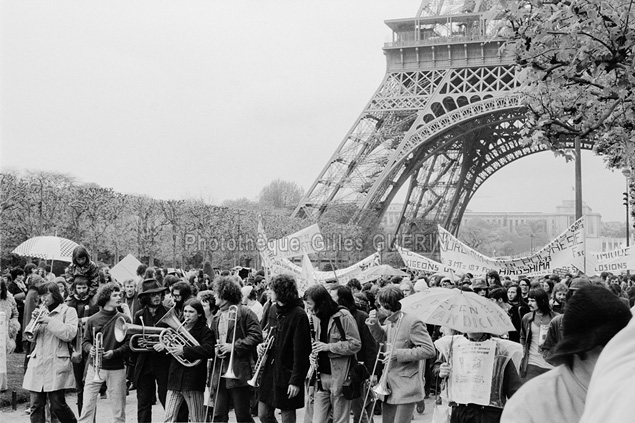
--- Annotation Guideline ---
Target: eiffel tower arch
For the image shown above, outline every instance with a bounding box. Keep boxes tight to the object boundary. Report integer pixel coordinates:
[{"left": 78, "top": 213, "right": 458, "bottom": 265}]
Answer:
[{"left": 292, "top": 1, "right": 594, "bottom": 247}]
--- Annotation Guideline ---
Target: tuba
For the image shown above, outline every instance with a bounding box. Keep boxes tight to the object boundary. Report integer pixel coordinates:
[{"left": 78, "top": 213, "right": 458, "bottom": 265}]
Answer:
[
  {"left": 93, "top": 328, "right": 105, "bottom": 383},
  {"left": 24, "top": 304, "right": 48, "bottom": 341},
  {"left": 114, "top": 316, "right": 165, "bottom": 352},
  {"left": 156, "top": 306, "right": 202, "bottom": 367}
]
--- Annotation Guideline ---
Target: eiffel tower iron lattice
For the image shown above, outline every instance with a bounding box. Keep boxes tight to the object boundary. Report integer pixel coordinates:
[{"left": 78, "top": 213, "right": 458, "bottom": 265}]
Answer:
[{"left": 292, "top": 1, "right": 594, "bottom": 247}]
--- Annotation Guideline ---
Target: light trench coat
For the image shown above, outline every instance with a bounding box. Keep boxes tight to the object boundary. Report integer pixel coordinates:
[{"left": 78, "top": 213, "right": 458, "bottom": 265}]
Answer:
[
  {"left": 367, "top": 310, "right": 435, "bottom": 404},
  {"left": 23, "top": 303, "right": 78, "bottom": 392}
]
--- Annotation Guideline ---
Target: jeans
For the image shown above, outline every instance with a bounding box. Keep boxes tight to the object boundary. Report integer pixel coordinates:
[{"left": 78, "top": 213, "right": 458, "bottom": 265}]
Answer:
[
  {"left": 29, "top": 390, "right": 77, "bottom": 423},
  {"left": 382, "top": 403, "right": 415, "bottom": 423},
  {"left": 78, "top": 365, "right": 126, "bottom": 423},
  {"left": 137, "top": 369, "right": 168, "bottom": 423},
  {"left": 213, "top": 379, "right": 254, "bottom": 423},
  {"left": 313, "top": 373, "right": 351, "bottom": 423},
  {"left": 258, "top": 401, "right": 297, "bottom": 423}
]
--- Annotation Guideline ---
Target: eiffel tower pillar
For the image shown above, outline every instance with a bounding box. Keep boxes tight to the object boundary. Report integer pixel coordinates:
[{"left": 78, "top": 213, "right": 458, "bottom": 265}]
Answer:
[{"left": 293, "top": 1, "right": 593, "bottom": 251}]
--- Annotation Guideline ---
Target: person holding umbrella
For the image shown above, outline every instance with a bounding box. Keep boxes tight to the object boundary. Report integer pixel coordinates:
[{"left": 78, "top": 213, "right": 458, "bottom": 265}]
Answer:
[{"left": 399, "top": 287, "right": 522, "bottom": 423}]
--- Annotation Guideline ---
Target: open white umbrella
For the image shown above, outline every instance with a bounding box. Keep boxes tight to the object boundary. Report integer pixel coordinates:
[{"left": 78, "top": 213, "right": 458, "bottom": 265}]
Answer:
[
  {"left": 400, "top": 287, "right": 515, "bottom": 335},
  {"left": 12, "top": 236, "right": 78, "bottom": 262}
]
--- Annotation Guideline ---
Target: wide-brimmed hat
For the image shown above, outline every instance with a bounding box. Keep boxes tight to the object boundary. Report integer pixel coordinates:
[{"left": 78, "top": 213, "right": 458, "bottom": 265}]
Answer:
[
  {"left": 138, "top": 278, "right": 167, "bottom": 296},
  {"left": 547, "top": 285, "right": 632, "bottom": 365}
]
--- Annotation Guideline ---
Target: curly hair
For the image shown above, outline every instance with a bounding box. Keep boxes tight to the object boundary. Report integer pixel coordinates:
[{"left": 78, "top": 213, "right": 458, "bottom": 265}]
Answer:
[
  {"left": 213, "top": 276, "right": 242, "bottom": 305},
  {"left": 95, "top": 282, "right": 121, "bottom": 308},
  {"left": 271, "top": 274, "right": 299, "bottom": 304}
]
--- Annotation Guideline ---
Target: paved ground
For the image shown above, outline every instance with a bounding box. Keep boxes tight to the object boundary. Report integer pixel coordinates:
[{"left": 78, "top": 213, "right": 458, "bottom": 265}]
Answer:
[{"left": 0, "top": 391, "right": 436, "bottom": 422}]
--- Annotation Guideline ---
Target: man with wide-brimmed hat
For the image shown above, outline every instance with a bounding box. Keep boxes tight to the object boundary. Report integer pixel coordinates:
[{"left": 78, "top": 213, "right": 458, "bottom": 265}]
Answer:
[
  {"left": 132, "top": 278, "right": 171, "bottom": 423},
  {"left": 501, "top": 285, "right": 632, "bottom": 423}
]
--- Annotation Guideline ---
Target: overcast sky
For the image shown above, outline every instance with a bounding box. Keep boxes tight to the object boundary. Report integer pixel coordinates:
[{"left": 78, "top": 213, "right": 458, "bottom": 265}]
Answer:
[{"left": 1, "top": 1, "right": 628, "bottom": 223}]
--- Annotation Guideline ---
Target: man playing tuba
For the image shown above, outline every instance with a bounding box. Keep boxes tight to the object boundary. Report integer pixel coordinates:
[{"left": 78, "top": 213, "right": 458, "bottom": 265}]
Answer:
[{"left": 131, "top": 278, "right": 171, "bottom": 423}]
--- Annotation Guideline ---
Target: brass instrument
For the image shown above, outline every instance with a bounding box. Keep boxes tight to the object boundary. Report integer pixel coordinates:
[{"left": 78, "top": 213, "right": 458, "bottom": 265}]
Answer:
[
  {"left": 156, "top": 306, "right": 202, "bottom": 367},
  {"left": 114, "top": 316, "right": 164, "bottom": 352},
  {"left": 371, "top": 311, "right": 404, "bottom": 397},
  {"left": 306, "top": 315, "right": 319, "bottom": 384},
  {"left": 93, "top": 328, "right": 105, "bottom": 383},
  {"left": 24, "top": 304, "right": 48, "bottom": 341},
  {"left": 221, "top": 305, "right": 239, "bottom": 379},
  {"left": 247, "top": 326, "right": 275, "bottom": 387}
]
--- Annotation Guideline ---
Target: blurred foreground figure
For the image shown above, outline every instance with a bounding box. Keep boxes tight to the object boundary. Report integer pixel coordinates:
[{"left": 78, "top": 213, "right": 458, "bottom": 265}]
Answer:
[{"left": 501, "top": 285, "right": 632, "bottom": 423}]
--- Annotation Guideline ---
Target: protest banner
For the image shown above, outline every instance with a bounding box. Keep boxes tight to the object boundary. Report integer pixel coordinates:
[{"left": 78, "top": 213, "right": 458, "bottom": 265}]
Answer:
[
  {"left": 449, "top": 338, "right": 497, "bottom": 406},
  {"left": 438, "top": 217, "right": 587, "bottom": 277},
  {"left": 396, "top": 245, "right": 453, "bottom": 273},
  {"left": 109, "top": 254, "right": 143, "bottom": 283},
  {"left": 591, "top": 246, "right": 635, "bottom": 273},
  {"left": 268, "top": 223, "right": 325, "bottom": 259},
  {"left": 257, "top": 215, "right": 380, "bottom": 283}
]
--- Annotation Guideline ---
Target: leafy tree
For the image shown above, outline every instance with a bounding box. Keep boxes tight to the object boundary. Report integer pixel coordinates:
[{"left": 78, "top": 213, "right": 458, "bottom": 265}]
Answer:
[
  {"left": 259, "top": 179, "right": 304, "bottom": 211},
  {"left": 221, "top": 197, "right": 260, "bottom": 210},
  {"left": 502, "top": 0, "right": 635, "bottom": 170},
  {"left": 601, "top": 221, "right": 627, "bottom": 238}
]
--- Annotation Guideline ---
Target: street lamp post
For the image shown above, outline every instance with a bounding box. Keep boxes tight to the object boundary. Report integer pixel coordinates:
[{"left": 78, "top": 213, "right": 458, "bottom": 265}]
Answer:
[{"left": 623, "top": 168, "right": 631, "bottom": 247}]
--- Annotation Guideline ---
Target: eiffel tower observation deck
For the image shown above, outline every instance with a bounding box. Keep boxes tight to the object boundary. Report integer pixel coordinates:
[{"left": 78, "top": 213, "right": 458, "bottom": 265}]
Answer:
[{"left": 292, "top": 0, "right": 593, "bottom": 244}]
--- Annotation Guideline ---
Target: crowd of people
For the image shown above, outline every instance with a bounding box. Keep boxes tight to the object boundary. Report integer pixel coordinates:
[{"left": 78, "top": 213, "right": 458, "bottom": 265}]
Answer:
[{"left": 1, "top": 245, "right": 634, "bottom": 423}]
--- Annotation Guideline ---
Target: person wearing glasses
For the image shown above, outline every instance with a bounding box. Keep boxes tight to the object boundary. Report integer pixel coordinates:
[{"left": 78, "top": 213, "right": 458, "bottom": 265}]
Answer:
[{"left": 518, "top": 278, "right": 531, "bottom": 302}]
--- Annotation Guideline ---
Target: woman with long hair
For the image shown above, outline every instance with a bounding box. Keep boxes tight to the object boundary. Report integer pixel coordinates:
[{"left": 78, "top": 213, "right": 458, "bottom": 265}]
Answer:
[
  {"left": 506, "top": 284, "right": 529, "bottom": 343},
  {"left": 304, "top": 285, "right": 361, "bottom": 423},
  {"left": 22, "top": 282, "right": 78, "bottom": 422},
  {"left": 519, "top": 288, "right": 558, "bottom": 383},
  {"left": 161, "top": 298, "right": 215, "bottom": 423}
]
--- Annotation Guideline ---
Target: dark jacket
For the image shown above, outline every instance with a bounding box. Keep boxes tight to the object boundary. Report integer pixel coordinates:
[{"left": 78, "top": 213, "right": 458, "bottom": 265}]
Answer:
[
  {"left": 83, "top": 308, "right": 131, "bottom": 370},
  {"left": 166, "top": 318, "right": 215, "bottom": 392},
  {"left": 519, "top": 309, "right": 558, "bottom": 377},
  {"left": 259, "top": 299, "right": 311, "bottom": 410},
  {"left": 132, "top": 304, "right": 172, "bottom": 386},
  {"left": 209, "top": 304, "right": 263, "bottom": 390},
  {"left": 65, "top": 246, "right": 100, "bottom": 297},
  {"left": 507, "top": 302, "right": 529, "bottom": 343},
  {"left": 350, "top": 308, "right": 379, "bottom": 375}
]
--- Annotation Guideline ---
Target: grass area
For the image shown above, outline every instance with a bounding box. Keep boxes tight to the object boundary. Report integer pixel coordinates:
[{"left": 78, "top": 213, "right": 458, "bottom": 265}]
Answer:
[{"left": 0, "top": 351, "right": 29, "bottom": 407}]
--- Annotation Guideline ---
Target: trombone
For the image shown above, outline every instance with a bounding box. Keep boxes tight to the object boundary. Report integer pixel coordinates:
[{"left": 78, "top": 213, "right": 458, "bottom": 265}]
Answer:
[
  {"left": 205, "top": 305, "right": 239, "bottom": 423},
  {"left": 363, "top": 311, "right": 404, "bottom": 422},
  {"left": 221, "top": 305, "right": 239, "bottom": 379}
]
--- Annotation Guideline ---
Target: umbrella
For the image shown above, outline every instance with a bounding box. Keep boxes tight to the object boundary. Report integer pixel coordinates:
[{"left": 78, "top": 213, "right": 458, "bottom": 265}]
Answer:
[
  {"left": 400, "top": 287, "right": 515, "bottom": 335},
  {"left": 12, "top": 236, "right": 78, "bottom": 262},
  {"left": 358, "top": 264, "right": 408, "bottom": 279}
]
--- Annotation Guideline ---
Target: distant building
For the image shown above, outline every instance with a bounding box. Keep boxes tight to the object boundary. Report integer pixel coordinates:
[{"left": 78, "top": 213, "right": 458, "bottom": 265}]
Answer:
[{"left": 382, "top": 200, "right": 625, "bottom": 252}]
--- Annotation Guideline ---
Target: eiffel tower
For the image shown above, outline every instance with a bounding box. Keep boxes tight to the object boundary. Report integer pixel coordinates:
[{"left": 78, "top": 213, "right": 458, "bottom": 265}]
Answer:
[{"left": 292, "top": 1, "right": 593, "bottom": 248}]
